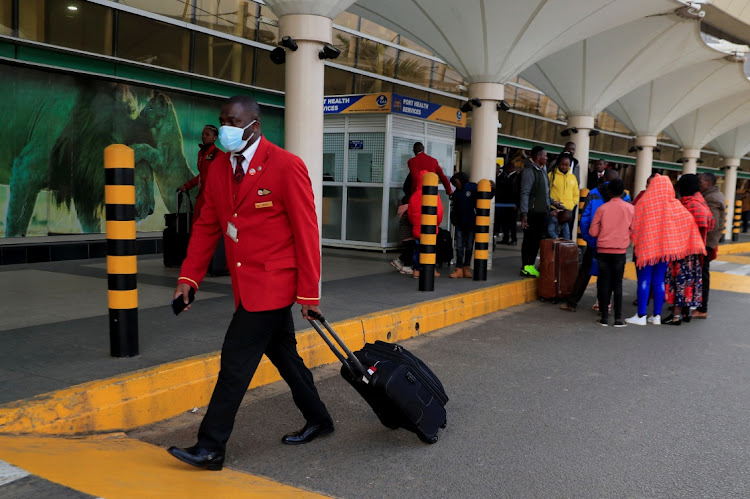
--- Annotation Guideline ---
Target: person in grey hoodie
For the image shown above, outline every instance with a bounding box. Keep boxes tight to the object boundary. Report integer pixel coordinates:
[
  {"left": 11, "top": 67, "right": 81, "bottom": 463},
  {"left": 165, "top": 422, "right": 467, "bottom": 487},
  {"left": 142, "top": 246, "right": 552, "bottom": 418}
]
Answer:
[
  {"left": 519, "top": 146, "right": 563, "bottom": 277},
  {"left": 694, "top": 173, "right": 726, "bottom": 318}
]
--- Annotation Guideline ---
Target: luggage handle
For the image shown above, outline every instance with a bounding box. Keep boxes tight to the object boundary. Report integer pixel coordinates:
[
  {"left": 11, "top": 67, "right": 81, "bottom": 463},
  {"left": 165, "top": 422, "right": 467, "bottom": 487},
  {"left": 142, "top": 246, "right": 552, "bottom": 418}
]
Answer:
[
  {"left": 307, "top": 310, "right": 369, "bottom": 379},
  {"left": 176, "top": 191, "right": 193, "bottom": 233}
]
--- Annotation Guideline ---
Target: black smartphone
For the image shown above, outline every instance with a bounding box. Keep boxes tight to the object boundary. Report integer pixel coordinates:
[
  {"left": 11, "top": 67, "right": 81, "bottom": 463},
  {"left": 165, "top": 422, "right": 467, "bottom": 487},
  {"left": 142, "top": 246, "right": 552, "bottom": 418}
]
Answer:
[{"left": 171, "top": 287, "right": 196, "bottom": 316}]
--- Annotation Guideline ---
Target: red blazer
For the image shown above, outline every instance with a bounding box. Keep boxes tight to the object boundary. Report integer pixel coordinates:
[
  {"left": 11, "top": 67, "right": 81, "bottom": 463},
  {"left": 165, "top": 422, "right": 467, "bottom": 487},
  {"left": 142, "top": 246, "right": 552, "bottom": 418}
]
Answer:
[
  {"left": 182, "top": 143, "right": 222, "bottom": 219},
  {"left": 407, "top": 152, "right": 453, "bottom": 195},
  {"left": 178, "top": 136, "right": 321, "bottom": 311}
]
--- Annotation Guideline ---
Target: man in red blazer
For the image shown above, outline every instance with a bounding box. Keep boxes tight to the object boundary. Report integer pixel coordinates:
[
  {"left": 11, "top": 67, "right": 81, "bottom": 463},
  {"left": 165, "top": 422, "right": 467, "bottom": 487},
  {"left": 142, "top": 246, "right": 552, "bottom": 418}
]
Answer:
[
  {"left": 407, "top": 142, "right": 453, "bottom": 195},
  {"left": 178, "top": 124, "right": 222, "bottom": 221},
  {"left": 167, "top": 95, "right": 333, "bottom": 471}
]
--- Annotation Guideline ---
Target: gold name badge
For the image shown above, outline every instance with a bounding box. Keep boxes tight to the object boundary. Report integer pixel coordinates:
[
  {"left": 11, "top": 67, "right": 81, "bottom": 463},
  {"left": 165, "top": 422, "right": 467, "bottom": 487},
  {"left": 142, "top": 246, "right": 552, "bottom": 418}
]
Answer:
[{"left": 255, "top": 201, "right": 273, "bottom": 208}]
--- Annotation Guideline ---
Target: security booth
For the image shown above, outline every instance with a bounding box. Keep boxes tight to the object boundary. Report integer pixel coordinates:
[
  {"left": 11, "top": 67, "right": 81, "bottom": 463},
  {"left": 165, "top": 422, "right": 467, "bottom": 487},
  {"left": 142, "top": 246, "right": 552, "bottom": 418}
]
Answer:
[{"left": 322, "top": 92, "right": 465, "bottom": 250}]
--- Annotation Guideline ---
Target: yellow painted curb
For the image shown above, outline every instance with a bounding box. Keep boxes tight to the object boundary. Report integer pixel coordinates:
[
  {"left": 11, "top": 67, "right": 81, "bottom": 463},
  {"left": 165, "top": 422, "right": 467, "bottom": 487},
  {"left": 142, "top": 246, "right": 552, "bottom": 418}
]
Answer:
[
  {"left": 715, "top": 255, "right": 750, "bottom": 265},
  {"left": 0, "top": 279, "right": 537, "bottom": 435},
  {"left": 0, "top": 434, "right": 327, "bottom": 498},
  {"left": 717, "top": 241, "right": 750, "bottom": 255}
]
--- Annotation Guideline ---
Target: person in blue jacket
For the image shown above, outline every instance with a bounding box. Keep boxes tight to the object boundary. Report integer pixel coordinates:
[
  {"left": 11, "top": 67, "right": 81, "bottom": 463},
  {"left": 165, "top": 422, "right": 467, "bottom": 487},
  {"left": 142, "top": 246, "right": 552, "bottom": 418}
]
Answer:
[
  {"left": 560, "top": 169, "right": 630, "bottom": 312},
  {"left": 449, "top": 171, "right": 478, "bottom": 278}
]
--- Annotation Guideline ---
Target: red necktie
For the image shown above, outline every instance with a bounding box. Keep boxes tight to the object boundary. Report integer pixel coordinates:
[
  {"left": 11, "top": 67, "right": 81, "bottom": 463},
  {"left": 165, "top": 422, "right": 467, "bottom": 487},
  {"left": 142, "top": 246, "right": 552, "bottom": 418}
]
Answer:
[{"left": 233, "top": 155, "right": 245, "bottom": 183}]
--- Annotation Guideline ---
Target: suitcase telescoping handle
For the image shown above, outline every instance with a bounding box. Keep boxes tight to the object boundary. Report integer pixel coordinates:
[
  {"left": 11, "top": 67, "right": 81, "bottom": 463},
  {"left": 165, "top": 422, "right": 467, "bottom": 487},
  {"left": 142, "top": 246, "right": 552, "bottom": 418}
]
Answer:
[
  {"left": 307, "top": 311, "right": 369, "bottom": 379},
  {"left": 176, "top": 191, "right": 193, "bottom": 233}
]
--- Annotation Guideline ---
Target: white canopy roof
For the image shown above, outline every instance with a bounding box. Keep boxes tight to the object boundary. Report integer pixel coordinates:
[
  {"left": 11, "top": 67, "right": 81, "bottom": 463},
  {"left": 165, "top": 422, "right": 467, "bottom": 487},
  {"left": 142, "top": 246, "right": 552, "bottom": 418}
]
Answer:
[
  {"left": 349, "top": 0, "right": 682, "bottom": 83},
  {"left": 664, "top": 89, "right": 750, "bottom": 149},
  {"left": 520, "top": 11, "right": 714, "bottom": 117},
  {"left": 263, "top": 0, "right": 356, "bottom": 18},
  {"left": 605, "top": 58, "right": 748, "bottom": 136},
  {"left": 711, "top": 122, "right": 750, "bottom": 159},
  {"left": 702, "top": 0, "right": 750, "bottom": 45}
]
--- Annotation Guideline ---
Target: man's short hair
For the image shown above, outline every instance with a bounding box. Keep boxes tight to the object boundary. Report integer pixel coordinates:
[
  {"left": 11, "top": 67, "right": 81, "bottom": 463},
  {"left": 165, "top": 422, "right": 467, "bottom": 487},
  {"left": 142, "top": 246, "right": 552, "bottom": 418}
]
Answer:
[
  {"left": 413, "top": 142, "right": 425, "bottom": 153},
  {"left": 530, "top": 145, "right": 545, "bottom": 159},
  {"left": 608, "top": 178, "right": 625, "bottom": 197},
  {"left": 702, "top": 172, "right": 717, "bottom": 186},
  {"left": 677, "top": 174, "right": 701, "bottom": 197},
  {"left": 565, "top": 141, "right": 575, "bottom": 148},
  {"left": 204, "top": 124, "right": 219, "bottom": 135},
  {"left": 603, "top": 169, "right": 619, "bottom": 182},
  {"left": 225, "top": 94, "right": 261, "bottom": 118}
]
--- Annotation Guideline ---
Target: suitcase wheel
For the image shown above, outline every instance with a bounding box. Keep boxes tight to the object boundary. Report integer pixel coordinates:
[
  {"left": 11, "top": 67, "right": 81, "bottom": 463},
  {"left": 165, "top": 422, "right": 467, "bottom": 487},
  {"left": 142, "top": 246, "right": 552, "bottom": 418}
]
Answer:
[
  {"left": 419, "top": 434, "right": 438, "bottom": 444},
  {"left": 440, "top": 419, "right": 447, "bottom": 429}
]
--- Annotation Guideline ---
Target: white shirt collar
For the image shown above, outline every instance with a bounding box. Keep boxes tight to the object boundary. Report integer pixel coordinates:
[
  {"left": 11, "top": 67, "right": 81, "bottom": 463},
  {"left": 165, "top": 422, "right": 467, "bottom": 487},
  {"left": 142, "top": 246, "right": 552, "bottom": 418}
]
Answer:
[{"left": 231, "top": 136, "right": 261, "bottom": 173}]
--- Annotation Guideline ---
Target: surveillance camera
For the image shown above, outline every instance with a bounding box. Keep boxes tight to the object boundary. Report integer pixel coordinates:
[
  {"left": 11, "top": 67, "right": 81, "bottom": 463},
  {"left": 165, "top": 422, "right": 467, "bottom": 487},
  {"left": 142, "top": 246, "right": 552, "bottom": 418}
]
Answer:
[
  {"left": 459, "top": 102, "right": 472, "bottom": 113},
  {"left": 497, "top": 100, "right": 510, "bottom": 112},
  {"left": 319, "top": 44, "right": 341, "bottom": 60},
  {"left": 270, "top": 47, "right": 286, "bottom": 65},
  {"left": 280, "top": 36, "right": 298, "bottom": 51},
  {"left": 588, "top": 129, "right": 600, "bottom": 137},
  {"left": 469, "top": 98, "right": 482, "bottom": 108}
]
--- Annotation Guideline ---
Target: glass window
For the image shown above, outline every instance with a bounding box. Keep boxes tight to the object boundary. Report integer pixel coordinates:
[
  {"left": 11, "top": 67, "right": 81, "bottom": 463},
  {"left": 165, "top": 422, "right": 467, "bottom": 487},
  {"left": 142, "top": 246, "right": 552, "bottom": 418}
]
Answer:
[
  {"left": 354, "top": 74, "right": 391, "bottom": 94},
  {"left": 392, "top": 136, "right": 416, "bottom": 186},
  {"left": 0, "top": 0, "right": 12, "bottom": 36},
  {"left": 193, "top": 0, "right": 258, "bottom": 40},
  {"left": 117, "top": 12, "right": 190, "bottom": 71},
  {"left": 19, "top": 0, "right": 113, "bottom": 55},
  {"left": 324, "top": 66, "right": 353, "bottom": 96},
  {"left": 359, "top": 18, "right": 398, "bottom": 43},
  {"left": 347, "top": 132, "right": 385, "bottom": 183},
  {"left": 194, "top": 33, "right": 254, "bottom": 83},
  {"left": 393, "top": 84, "right": 429, "bottom": 101},
  {"left": 509, "top": 114, "right": 535, "bottom": 140},
  {"left": 333, "top": 11, "right": 358, "bottom": 30},
  {"left": 431, "top": 64, "right": 467, "bottom": 95},
  {"left": 332, "top": 29, "right": 356, "bottom": 68},
  {"left": 387, "top": 187, "right": 405, "bottom": 244},
  {"left": 395, "top": 51, "right": 431, "bottom": 87},
  {"left": 426, "top": 141, "right": 455, "bottom": 182},
  {"left": 399, "top": 35, "right": 432, "bottom": 56},
  {"left": 323, "top": 133, "right": 345, "bottom": 182},
  {"left": 429, "top": 93, "right": 461, "bottom": 108},
  {"left": 356, "top": 39, "right": 396, "bottom": 77},
  {"left": 254, "top": 48, "right": 284, "bottom": 91},
  {"left": 346, "top": 186, "right": 383, "bottom": 243},
  {"left": 257, "top": 6, "right": 278, "bottom": 45},
  {"left": 322, "top": 185, "right": 343, "bottom": 240}
]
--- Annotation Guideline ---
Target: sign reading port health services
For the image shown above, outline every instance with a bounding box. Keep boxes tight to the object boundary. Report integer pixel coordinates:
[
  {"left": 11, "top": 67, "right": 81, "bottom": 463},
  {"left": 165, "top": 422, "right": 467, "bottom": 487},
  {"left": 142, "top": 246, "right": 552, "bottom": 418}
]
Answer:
[{"left": 323, "top": 93, "right": 466, "bottom": 127}]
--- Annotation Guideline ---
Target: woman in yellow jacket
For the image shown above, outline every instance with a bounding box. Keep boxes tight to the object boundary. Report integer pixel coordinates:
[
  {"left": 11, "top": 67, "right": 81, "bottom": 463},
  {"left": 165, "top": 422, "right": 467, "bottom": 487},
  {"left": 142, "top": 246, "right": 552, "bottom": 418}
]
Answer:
[{"left": 547, "top": 153, "right": 579, "bottom": 239}]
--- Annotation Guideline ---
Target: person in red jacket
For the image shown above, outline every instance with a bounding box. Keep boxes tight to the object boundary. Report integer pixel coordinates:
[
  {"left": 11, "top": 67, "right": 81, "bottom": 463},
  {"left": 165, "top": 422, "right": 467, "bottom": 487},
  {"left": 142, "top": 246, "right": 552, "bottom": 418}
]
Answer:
[
  {"left": 407, "top": 142, "right": 453, "bottom": 195},
  {"left": 408, "top": 170, "right": 444, "bottom": 279},
  {"left": 178, "top": 124, "right": 222, "bottom": 221},
  {"left": 167, "top": 95, "right": 332, "bottom": 471}
]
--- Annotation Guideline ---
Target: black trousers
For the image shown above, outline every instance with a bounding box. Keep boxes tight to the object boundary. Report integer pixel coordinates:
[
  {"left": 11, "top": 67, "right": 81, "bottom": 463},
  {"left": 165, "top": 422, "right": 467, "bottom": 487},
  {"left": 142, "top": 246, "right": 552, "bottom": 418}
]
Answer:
[
  {"left": 697, "top": 251, "right": 711, "bottom": 313},
  {"left": 197, "top": 304, "right": 331, "bottom": 452},
  {"left": 399, "top": 239, "right": 416, "bottom": 267},
  {"left": 521, "top": 212, "right": 547, "bottom": 267},
  {"left": 567, "top": 245, "right": 595, "bottom": 307},
  {"left": 596, "top": 253, "right": 626, "bottom": 321},
  {"left": 499, "top": 207, "right": 517, "bottom": 242}
]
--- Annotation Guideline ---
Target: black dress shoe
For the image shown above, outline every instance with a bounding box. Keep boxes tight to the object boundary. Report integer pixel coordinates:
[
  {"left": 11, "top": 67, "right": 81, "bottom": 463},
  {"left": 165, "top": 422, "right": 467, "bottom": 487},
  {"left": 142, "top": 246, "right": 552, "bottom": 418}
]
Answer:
[
  {"left": 662, "top": 315, "right": 682, "bottom": 326},
  {"left": 281, "top": 422, "right": 334, "bottom": 445},
  {"left": 167, "top": 445, "right": 225, "bottom": 471}
]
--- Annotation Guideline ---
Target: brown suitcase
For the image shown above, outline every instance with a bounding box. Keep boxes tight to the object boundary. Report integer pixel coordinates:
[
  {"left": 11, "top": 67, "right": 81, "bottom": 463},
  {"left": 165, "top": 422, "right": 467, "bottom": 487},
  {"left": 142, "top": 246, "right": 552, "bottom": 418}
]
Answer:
[{"left": 538, "top": 239, "right": 579, "bottom": 300}]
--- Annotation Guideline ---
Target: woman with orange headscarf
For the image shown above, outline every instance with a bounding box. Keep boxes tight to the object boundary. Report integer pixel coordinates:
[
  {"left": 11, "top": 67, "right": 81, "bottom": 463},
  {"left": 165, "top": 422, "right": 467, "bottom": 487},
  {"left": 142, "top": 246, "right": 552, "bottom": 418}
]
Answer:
[
  {"left": 627, "top": 174, "right": 707, "bottom": 326},
  {"left": 662, "top": 174, "right": 714, "bottom": 325}
]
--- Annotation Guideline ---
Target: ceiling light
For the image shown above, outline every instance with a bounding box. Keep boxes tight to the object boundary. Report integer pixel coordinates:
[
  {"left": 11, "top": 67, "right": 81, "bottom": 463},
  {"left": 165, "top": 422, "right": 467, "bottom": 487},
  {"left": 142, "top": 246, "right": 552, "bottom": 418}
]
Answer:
[{"left": 67, "top": 5, "right": 79, "bottom": 11}]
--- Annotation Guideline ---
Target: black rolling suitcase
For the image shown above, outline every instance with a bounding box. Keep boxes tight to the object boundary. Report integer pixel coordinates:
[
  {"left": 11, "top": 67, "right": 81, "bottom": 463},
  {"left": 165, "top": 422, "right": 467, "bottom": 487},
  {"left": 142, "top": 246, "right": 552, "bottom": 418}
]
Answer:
[
  {"left": 163, "top": 192, "right": 192, "bottom": 267},
  {"left": 308, "top": 311, "right": 448, "bottom": 444}
]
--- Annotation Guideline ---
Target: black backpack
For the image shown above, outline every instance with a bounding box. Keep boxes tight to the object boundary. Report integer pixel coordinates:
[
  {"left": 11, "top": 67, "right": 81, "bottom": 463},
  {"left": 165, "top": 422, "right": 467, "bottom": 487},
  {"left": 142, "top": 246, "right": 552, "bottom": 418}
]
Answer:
[{"left": 436, "top": 228, "right": 454, "bottom": 267}]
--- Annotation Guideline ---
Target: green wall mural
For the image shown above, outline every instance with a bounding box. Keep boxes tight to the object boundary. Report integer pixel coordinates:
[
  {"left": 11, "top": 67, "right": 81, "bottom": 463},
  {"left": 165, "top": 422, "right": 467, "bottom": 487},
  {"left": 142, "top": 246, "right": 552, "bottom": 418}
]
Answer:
[{"left": 0, "top": 64, "right": 283, "bottom": 238}]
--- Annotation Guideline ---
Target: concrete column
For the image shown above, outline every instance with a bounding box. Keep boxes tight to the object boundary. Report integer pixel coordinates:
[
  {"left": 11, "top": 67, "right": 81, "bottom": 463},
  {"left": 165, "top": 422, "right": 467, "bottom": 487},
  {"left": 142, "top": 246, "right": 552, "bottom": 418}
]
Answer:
[
  {"left": 634, "top": 135, "right": 657, "bottom": 197},
  {"left": 567, "top": 116, "right": 595, "bottom": 191},
  {"left": 468, "top": 83, "right": 504, "bottom": 269},
  {"left": 279, "top": 14, "right": 332, "bottom": 230},
  {"left": 723, "top": 158, "right": 740, "bottom": 239},
  {"left": 682, "top": 148, "right": 701, "bottom": 175},
  {"left": 567, "top": 115, "right": 594, "bottom": 243}
]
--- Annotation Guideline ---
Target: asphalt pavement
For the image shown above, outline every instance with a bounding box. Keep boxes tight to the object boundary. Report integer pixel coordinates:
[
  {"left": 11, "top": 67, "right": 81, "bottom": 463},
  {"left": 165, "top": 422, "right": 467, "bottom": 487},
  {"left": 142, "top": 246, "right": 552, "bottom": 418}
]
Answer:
[{"left": 130, "top": 284, "right": 750, "bottom": 498}]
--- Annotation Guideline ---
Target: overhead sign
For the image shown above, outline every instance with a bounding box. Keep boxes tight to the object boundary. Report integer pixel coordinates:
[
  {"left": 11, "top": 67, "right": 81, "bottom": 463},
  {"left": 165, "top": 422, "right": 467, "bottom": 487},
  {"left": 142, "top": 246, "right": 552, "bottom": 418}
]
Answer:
[{"left": 323, "top": 92, "right": 466, "bottom": 127}]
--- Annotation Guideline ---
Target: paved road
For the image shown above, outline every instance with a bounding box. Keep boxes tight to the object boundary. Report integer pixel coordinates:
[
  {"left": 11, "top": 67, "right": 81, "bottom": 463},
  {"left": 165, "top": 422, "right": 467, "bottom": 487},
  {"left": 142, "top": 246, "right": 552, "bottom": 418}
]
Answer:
[{"left": 133, "top": 285, "right": 750, "bottom": 499}]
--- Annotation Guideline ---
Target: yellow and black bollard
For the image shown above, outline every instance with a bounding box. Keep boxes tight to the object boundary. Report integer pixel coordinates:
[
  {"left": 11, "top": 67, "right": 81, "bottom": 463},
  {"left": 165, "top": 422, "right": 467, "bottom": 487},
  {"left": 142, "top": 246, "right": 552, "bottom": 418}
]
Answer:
[
  {"left": 733, "top": 199, "right": 742, "bottom": 242},
  {"left": 419, "top": 172, "right": 439, "bottom": 292},
  {"left": 473, "top": 179, "right": 492, "bottom": 281},
  {"left": 105, "top": 144, "right": 139, "bottom": 357},
  {"left": 576, "top": 188, "right": 589, "bottom": 246}
]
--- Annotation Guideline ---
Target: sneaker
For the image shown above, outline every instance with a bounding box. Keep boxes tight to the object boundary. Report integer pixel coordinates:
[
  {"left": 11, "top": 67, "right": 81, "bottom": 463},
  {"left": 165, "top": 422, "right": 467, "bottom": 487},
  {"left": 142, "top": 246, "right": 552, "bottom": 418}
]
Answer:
[
  {"left": 390, "top": 259, "right": 404, "bottom": 271},
  {"left": 596, "top": 319, "right": 608, "bottom": 327},
  {"left": 648, "top": 315, "right": 661, "bottom": 325},
  {"left": 625, "top": 314, "right": 647, "bottom": 326},
  {"left": 614, "top": 320, "right": 626, "bottom": 328},
  {"left": 400, "top": 266, "right": 413, "bottom": 275},
  {"left": 559, "top": 303, "right": 577, "bottom": 312},
  {"left": 521, "top": 265, "right": 539, "bottom": 277}
]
